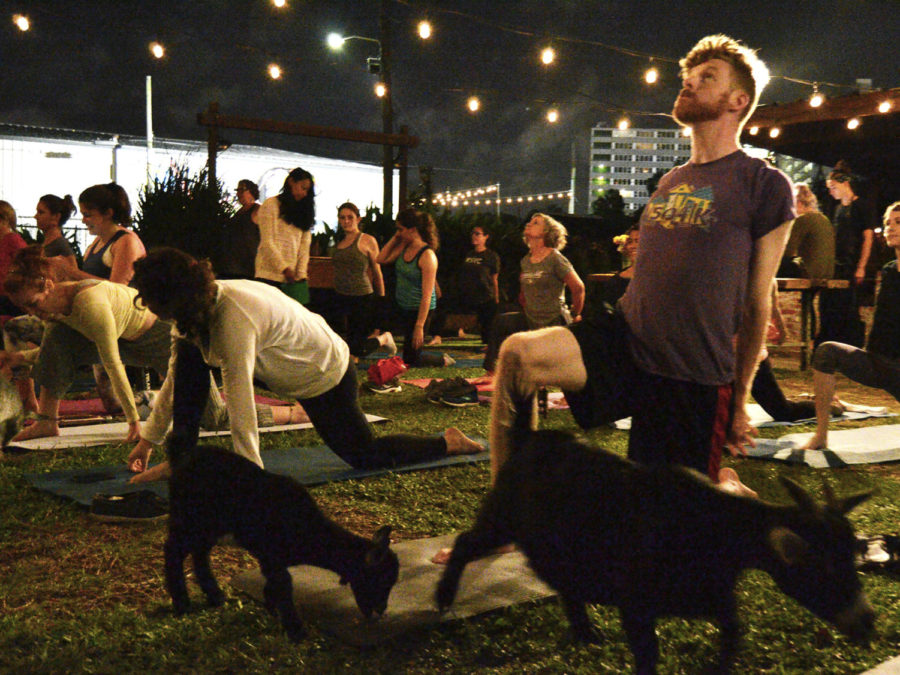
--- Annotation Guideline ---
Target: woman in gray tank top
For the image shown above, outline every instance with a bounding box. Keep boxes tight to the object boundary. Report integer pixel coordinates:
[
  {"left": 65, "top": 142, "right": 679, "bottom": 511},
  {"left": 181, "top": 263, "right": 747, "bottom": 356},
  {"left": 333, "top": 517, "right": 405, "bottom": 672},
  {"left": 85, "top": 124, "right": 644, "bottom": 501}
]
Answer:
[{"left": 327, "top": 202, "right": 396, "bottom": 358}]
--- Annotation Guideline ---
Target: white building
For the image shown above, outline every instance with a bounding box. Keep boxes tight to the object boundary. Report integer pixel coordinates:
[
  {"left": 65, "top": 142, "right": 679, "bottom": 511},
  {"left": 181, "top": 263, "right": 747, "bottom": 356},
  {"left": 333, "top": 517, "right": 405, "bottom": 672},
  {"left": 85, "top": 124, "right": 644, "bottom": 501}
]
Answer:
[
  {"left": 0, "top": 123, "right": 393, "bottom": 251},
  {"left": 589, "top": 125, "right": 692, "bottom": 211}
]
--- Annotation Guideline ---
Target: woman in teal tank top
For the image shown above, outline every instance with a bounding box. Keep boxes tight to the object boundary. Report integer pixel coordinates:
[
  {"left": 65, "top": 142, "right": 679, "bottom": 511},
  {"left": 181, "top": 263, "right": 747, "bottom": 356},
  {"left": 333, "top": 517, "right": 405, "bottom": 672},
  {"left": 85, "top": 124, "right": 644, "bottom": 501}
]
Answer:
[{"left": 376, "top": 209, "right": 452, "bottom": 368}]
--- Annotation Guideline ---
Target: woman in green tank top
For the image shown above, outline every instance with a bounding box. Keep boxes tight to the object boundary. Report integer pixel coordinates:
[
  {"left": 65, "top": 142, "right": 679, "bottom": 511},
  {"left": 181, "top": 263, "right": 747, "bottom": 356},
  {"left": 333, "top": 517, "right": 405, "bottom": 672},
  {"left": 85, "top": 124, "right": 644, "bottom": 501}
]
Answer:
[{"left": 376, "top": 209, "right": 453, "bottom": 368}]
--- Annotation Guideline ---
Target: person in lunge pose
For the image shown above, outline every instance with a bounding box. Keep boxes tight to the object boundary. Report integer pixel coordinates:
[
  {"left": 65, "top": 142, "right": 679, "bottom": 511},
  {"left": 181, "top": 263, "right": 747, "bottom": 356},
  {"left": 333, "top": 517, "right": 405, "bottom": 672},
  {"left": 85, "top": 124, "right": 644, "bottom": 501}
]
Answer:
[
  {"left": 126, "top": 248, "right": 482, "bottom": 481},
  {"left": 801, "top": 201, "right": 900, "bottom": 450},
  {"left": 487, "top": 34, "right": 794, "bottom": 487}
]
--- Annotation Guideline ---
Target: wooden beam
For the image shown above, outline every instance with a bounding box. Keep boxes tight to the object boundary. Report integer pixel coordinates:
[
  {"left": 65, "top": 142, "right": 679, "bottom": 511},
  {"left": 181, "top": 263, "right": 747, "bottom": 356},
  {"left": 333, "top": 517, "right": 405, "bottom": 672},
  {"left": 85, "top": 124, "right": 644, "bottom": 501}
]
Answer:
[
  {"left": 196, "top": 111, "right": 418, "bottom": 148},
  {"left": 747, "top": 88, "right": 899, "bottom": 128}
]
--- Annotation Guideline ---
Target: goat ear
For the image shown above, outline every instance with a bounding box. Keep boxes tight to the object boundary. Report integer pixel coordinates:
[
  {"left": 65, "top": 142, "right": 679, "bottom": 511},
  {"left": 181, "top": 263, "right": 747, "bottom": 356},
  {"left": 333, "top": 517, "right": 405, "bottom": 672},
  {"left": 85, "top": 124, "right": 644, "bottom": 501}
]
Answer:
[
  {"left": 373, "top": 525, "right": 392, "bottom": 549},
  {"left": 768, "top": 526, "right": 809, "bottom": 566},
  {"left": 780, "top": 476, "right": 819, "bottom": 513},
  {"left": 836, "top": 489, "right": 873, "bottom": 515}
]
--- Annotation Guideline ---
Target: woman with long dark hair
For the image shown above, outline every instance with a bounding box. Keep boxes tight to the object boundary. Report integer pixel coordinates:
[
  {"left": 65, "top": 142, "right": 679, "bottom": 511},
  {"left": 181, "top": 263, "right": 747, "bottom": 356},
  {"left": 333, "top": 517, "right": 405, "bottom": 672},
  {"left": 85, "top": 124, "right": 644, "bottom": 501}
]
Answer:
[
  {"left": 126, "top": 248, "right": 483, "bottom": 480},
  {"left": 253, "top": 168, "right": 315, "bottom": 303},
  {"left": 328, "top": 201, "right": 395, "bottom": 358},
  {"left": 376, "top": 208, "right": 454, "bottom": 370},
  {"left": 34, "top": 193, "right": 78, "bottom": 272}
]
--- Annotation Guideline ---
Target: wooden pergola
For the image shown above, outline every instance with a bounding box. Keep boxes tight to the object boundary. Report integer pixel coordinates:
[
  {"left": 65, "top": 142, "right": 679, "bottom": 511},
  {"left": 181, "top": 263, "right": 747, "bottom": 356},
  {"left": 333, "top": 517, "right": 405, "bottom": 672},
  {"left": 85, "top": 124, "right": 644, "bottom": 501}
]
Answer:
[
  {"left": 741, "top": 87, "right": 900, "bottom": 204},
  {"left": 198, "top": 102, "right": 419, "bottom": 215}
]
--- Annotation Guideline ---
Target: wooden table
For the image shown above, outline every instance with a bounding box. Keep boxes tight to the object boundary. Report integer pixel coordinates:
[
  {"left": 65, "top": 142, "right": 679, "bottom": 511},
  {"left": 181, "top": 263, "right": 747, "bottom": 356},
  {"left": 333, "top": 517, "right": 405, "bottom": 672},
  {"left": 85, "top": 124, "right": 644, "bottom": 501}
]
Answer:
[{"left": 776, "top": 278, "right": 850, "bottom": 369}]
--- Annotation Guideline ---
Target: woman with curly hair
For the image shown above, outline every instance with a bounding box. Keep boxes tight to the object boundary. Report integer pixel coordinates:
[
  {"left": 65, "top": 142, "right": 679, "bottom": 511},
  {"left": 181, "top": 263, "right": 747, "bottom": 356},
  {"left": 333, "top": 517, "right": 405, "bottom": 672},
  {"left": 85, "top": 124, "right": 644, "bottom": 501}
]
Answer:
[
  {"left": 0, "top": 246, "right": 171, "bottom": 442},
  {"left": 126, "top": 248, "right": 482, "bottom": 481}
]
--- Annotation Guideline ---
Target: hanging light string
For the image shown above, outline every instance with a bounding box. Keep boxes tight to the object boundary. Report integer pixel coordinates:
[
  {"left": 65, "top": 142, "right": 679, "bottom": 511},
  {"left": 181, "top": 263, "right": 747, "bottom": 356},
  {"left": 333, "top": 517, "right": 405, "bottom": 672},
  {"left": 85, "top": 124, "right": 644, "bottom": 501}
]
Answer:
[
  {"left": 10, "top": 6, "right": 893, "bottom": 123},
  {"left": 433, "top": 186, "right": 572, "bottom": 208}
]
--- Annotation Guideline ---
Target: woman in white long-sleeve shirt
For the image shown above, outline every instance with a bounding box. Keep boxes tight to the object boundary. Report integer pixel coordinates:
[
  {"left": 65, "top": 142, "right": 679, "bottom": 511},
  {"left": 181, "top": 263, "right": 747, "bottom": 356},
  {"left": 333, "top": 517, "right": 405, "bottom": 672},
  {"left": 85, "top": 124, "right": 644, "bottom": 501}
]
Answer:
[
  {"left": 126, "top": 248, "right": 483, "bottom": 481},
  {"left": 252, "top": 167, "right": 314, "bottom": 301}
]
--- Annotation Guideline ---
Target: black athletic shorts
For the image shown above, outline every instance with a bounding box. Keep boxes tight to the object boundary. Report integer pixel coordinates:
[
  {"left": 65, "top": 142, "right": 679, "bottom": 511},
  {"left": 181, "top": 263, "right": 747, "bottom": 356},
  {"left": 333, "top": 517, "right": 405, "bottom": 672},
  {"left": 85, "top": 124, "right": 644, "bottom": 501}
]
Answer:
[{"left": 564, "top": 309, "right": 733, "bottom": 478}]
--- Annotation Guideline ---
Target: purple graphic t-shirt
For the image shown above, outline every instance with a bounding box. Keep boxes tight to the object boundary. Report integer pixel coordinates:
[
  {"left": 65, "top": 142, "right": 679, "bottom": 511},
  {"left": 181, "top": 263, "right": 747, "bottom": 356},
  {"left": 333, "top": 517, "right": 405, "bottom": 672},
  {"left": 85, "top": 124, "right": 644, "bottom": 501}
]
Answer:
[{"left": 619, "top": 150, "right": 794, "bottom": 385}]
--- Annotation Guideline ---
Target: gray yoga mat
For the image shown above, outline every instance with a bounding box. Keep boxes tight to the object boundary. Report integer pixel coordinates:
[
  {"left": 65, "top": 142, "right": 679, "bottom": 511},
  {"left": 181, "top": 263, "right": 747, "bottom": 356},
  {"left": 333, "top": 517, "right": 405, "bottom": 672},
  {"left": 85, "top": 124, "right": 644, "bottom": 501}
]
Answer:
[
  {"left": 745, "top": 424, "right": 900, "bottom": 467},
  {"left": 230, "top": 533, "right": 555, "bottom": 647}
]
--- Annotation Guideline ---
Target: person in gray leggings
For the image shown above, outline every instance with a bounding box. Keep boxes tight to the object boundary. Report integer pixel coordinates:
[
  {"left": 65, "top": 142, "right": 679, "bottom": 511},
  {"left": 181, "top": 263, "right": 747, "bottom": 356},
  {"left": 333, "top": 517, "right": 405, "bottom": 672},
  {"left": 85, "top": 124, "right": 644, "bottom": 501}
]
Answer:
[{"left": 802, "top": 201, "right": 900, "bottom": 449}]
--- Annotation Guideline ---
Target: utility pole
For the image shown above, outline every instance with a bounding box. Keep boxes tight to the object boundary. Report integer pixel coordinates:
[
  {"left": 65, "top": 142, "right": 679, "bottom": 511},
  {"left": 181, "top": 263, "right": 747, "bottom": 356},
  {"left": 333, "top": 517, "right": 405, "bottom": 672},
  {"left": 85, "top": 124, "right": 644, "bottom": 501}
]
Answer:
[{"left": 380, "top": 0, "right": 394, "bottom": 220}]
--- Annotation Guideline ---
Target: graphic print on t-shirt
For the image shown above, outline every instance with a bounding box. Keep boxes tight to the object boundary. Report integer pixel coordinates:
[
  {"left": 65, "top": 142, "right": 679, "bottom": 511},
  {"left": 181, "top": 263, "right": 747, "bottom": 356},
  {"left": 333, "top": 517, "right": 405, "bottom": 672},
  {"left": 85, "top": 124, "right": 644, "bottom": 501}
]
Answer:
[{"left": 644, "top": 183, "right": 716, "bottom": 231}]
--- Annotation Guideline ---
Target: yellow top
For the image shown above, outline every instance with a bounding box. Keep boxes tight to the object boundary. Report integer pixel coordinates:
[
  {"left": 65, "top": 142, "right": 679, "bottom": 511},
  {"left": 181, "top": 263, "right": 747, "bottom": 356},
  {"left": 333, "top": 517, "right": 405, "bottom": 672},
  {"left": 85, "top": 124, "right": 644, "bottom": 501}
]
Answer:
[{"left": 24, "top": 281, "right": 155, "bottom": 423}]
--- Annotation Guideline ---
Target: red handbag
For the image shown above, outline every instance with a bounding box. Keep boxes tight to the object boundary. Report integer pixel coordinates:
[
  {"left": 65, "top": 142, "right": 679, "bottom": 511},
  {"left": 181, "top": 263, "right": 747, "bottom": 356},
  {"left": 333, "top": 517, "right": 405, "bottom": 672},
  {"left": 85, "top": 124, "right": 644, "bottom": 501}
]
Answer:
[{"left": 367, "top": 356, "right": 408, "bottom": 386}]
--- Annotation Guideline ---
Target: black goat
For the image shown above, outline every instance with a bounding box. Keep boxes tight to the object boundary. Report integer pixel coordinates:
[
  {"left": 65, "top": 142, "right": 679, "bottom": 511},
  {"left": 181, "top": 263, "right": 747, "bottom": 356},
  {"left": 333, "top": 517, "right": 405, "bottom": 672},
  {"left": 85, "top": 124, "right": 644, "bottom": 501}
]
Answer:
[
  {"left": 437, "top": 429, "right": 875, "bottom": 673},
  {"left": 165, "top": 444, "right": 399, "bottom": 641}
]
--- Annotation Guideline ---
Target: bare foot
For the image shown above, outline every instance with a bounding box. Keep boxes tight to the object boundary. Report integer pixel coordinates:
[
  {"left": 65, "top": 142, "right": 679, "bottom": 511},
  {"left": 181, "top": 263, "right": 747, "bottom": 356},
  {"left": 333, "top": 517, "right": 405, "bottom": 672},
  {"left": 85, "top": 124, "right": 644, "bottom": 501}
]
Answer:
[
  {"left": 431, "top": 543, "right": 516, "bottom": 565},
  {"left": 13, "top": 419, "right": 59, "bottom": 441},
  {"left": 426, "top": 335, "right": 442, "bottom": 346},
  {"left": 717, "top": 467, "right": 758, "bottom": 499},
  {"left": 129, "top": 461, "right": 171, "bottom": 483},
  {"left": 800, "top": 435, "right": 827, "bottom": 450},
  {"left": 380, "top": 331, "right": 397, "bottom": 356},
  {"left": 444, "top": 427, "right": 484, "bottom": 455}
]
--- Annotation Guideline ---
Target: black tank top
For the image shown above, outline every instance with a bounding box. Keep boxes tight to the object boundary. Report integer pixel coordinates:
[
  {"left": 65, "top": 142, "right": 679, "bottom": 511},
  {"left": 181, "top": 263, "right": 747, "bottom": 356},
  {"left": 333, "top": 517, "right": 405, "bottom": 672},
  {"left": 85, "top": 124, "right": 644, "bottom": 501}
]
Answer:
[{"left": 82, "top": 229, "right": 128, "bottom": 279}]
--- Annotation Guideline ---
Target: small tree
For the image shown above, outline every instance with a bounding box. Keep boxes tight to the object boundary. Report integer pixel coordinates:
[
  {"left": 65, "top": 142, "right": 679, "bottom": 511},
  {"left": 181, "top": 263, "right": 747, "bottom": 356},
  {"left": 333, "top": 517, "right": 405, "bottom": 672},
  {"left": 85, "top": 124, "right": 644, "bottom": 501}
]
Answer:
[{"left": 133, "top": 163, "right": 234, "bottom": 262}]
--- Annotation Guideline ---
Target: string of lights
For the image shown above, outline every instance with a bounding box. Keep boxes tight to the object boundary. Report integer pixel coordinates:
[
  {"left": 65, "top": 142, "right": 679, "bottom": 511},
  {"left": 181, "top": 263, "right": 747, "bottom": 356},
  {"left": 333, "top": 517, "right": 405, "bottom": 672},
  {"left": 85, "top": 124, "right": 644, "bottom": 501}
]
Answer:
[{"left": 8, "top": 4, "right": 895, "bottom": 133}]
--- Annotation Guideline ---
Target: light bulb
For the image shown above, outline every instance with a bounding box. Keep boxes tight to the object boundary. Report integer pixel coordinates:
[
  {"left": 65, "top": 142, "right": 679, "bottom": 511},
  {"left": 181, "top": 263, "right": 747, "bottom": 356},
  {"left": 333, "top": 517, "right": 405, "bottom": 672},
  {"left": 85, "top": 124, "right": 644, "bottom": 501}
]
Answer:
[
  {"left": 327, "top": 33, "right": 345, "bottom": 50},
  {"left": 374, "top": 82, "right": 387, "bottom": 98},
  {"left": 546, "top": 109, "right": 559, "bottom": 123},
  {"left": 150, "top": 42, "right": 165, "bottom": 59},
  {"left": 417, "top": 20, "right": 432, "bottom": 40},
  {"left": 847, "top": 118, "right": 861, "bottom": 130},
  {"left": 878, "top": 100, "right": 892, "bottom": 113},
  {"left": 809, "top": 92, "right": 824, "bottom": 108},
  {"left": 540, "top": 47, "right": 555, "bottom": 65},
  {"left": 769, "top": 127, "right": 781, "bottom": 138},
  {"left": 13, "top": 14, "right": 29, "bottom": 31},
  {"left": 467, "top": 96, "right": 480, "bottom": 112},
  {"left": 644, "top": 67, "right": 659, "bottom": 84},
  {"left": 617, "top": 118, "right": 630, "bottom": 131},
  {"left": 268, "top": 63, "right": 282, "bottom": 80}
]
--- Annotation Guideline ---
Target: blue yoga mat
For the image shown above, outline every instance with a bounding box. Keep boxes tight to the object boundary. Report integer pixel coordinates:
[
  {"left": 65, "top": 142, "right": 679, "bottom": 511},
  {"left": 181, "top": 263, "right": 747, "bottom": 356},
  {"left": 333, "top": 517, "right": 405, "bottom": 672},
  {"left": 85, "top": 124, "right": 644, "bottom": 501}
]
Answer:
[{"left": 24, "top": 442, "right": 489, "bottom": 507}]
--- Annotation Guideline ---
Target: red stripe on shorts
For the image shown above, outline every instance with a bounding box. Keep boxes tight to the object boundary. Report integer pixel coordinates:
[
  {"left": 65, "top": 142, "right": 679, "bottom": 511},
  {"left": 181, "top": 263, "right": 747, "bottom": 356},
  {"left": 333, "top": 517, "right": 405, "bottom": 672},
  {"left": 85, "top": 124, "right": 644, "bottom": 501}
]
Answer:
[{"left": 707, "top": 384, "right": 733, "bottom": 480}]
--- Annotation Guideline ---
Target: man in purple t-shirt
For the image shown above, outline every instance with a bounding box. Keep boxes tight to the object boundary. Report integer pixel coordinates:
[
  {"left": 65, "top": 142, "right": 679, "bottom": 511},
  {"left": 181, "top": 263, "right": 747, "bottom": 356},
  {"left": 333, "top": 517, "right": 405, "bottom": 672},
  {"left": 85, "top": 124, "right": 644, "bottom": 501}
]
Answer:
[{"left": 486, "top": 35, "right": 794, "bottom": 485}]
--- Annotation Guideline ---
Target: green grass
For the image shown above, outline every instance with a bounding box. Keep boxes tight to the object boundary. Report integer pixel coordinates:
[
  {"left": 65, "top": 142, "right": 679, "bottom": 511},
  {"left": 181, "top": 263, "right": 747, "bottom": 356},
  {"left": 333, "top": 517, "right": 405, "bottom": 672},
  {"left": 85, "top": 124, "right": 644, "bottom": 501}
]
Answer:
[{"left": 2, "top": 354, "right": 900, "bottom": 673}]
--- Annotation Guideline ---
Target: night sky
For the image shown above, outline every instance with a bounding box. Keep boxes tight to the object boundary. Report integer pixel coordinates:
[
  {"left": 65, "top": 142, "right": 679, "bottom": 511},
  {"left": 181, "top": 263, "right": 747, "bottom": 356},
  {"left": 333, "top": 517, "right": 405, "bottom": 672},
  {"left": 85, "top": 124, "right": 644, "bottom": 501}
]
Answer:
[{"left": 2, "top": 1, "right": 897, "bottom": 196}]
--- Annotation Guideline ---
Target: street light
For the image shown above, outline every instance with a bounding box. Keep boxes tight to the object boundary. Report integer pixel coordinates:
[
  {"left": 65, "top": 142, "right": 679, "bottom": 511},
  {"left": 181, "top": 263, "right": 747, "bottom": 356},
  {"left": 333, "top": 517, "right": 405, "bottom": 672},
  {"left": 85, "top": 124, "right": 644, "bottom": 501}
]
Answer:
[{"left": 326, "top": 10, "right": 394, "bottom": 218}]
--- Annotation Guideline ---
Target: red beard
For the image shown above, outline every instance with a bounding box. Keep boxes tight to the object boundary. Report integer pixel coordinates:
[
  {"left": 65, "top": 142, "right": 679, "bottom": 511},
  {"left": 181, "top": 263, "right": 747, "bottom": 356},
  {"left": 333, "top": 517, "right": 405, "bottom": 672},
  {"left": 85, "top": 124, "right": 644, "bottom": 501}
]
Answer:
[{"left": 672, "top": 91, "right": 730, "bottom": 125}]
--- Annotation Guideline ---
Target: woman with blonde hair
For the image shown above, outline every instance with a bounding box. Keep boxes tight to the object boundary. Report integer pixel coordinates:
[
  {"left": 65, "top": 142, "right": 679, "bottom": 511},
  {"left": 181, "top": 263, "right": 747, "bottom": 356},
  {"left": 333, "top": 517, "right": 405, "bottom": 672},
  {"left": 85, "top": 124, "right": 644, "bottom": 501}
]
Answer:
[
  {"left": 482, "top": 212, "right": 585, "bottom": 373},
  {"left": 781, "top": 183, "right": 834, "bottom": 280}
]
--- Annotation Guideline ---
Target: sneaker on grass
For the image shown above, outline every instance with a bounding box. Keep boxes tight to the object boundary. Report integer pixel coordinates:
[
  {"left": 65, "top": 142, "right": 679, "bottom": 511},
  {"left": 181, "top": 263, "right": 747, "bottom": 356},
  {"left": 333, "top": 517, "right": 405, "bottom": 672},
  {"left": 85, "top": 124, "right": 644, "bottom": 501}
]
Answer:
[
  {"left": 364, "top": 378, "right": 402, "bottom": 394},
  {"left": 440, "top": 388, "right": 480, "bottom": 407},
  {"left": 90, "top": 491, "right": 169, "bottom": 523}
]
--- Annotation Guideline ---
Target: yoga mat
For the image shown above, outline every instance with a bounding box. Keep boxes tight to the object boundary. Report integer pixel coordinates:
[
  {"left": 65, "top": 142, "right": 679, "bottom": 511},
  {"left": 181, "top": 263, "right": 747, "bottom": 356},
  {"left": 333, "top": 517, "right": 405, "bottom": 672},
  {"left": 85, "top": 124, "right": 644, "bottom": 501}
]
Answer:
[
  {"left": 56, "top": 393, "right": 291, "bottom": 419},
  {"left": 24, "top": 438, "right": 488, "bottom": 507},
  {"left": 862, "top": 655, "right": 900, "bottom": 675},
  {"left": 10, "top": 414, "right": 386, "bottom": 451},
  {"left": 401, "top": 377, "right": 495, "bottom": 393},
  {"left": 745, "top": 424, "right": 900, "bottom": 467},
  {"left": 230, "top": 533, "right": 555, "bottom": 647},
  {"left": 613, "top": 403, "right": 894, "bottom": 431}
]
